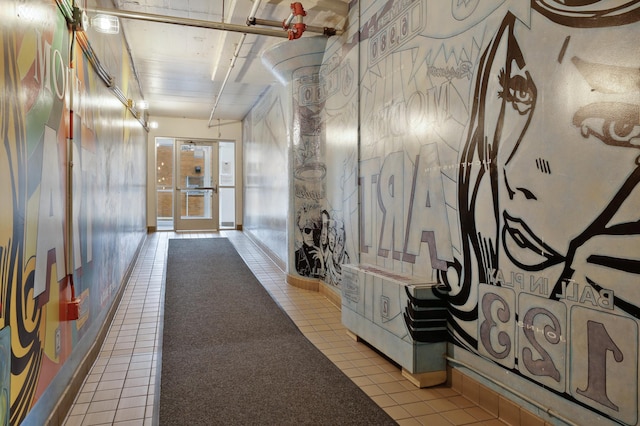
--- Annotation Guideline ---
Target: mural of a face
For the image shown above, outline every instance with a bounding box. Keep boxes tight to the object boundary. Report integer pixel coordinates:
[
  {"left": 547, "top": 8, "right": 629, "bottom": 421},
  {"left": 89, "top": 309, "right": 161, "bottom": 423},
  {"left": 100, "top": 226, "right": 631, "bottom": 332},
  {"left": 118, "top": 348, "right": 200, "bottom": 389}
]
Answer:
[
  {"left": 301, "top": 223, "right": 315, "bottom": 246},
  {"left": 327, "top": 221, "right": 336, "bottom": 251},
  {"left": 321, "top": 211, "right": 330, "bottom": 242},
  {"left": 333, "top": 221, "right": 346, "bottom": 263},
  {"left": 447, "top": 1, "right": 640, "bottom": 350},
  {"left": 298, "top": 213, "right": 316, "bottom": 247},
  {"left": 492, "top": 13, "right": 640, "bottom": 278}
]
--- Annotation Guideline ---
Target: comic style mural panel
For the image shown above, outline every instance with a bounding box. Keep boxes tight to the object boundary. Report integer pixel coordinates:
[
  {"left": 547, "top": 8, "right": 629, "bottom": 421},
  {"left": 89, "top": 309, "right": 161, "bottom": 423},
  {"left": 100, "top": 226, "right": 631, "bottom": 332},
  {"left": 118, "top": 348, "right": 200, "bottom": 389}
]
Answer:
[
  {"left": 320, "top": 17, "right": 360, "bottom": 290},
  {"left": 0, "top": 0, "right": 146, "bottom": 423},
  {"left": 353, "top": 0, "right": 640, "bottom": 424},
  {"left": 359, "top": 0, "right": 640, "bottom": 424},
  {"left": 244, "top": 0, "right": 640, "bottom": 423},
  {"left": 289, "top": 14, "right": 359, "bottom": 289},
  {"left": 446, "top": 2, "right": 640, "bottom": 424}
]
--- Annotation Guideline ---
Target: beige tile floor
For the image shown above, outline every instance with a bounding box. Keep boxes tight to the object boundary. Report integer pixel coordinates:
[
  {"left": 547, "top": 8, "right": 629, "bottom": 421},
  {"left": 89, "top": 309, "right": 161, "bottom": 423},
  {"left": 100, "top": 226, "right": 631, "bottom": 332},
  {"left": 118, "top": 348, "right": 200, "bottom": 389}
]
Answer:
[{"left": 62, "top": 231, "right": 507, "bottom": 426}]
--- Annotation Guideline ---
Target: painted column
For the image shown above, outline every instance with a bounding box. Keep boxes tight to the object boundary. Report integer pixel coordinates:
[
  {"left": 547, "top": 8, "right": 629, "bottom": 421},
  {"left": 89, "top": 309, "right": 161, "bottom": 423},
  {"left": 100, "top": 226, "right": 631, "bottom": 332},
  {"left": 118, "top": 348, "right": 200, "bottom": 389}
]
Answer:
[{"left": 262, "top": 36, "right": 328, "bottom": 282}]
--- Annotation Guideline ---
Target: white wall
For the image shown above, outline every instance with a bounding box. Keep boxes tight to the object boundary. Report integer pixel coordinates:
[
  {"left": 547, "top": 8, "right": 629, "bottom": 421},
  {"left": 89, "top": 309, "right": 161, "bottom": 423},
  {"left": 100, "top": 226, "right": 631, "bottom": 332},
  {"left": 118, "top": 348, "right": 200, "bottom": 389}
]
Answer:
[
  {"left": 242, "top": 86, "right": 290, "bottom": 265},
  {"left": 146, "top": 117, "right": 243, "bottom": 229}
]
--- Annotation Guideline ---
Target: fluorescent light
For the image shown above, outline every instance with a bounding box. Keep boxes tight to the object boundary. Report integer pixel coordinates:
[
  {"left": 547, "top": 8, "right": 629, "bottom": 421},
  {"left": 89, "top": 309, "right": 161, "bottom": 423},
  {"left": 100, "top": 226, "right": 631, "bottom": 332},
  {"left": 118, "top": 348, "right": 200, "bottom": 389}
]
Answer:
[
  {"left": 137, "top": 100, "right": 149, "bottom": 110},
  {"left": 91, "top": 14, "right": 119, "bottom": 34}
]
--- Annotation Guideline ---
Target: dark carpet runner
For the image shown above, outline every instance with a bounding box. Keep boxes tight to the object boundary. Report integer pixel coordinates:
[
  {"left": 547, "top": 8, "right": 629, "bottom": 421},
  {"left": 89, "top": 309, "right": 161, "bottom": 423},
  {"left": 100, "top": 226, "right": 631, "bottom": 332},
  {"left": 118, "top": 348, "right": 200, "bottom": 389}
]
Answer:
[{"left": 159, "top": 238, "right": 396, "bottom": 425}]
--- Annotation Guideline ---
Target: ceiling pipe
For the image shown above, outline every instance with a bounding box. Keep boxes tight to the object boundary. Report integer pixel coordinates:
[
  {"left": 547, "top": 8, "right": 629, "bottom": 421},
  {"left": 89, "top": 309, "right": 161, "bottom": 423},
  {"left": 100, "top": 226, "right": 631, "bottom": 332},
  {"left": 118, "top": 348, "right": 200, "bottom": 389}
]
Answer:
[
  {"left": 207, "top": 33, "right": 247, "bottom": 127},
  {"left": 248, "top": 0, "right": 262, "bottom": 22},
  {"left": 90, "top": 7, "right": 291, "bottom": 38},
  {"left": 91, "top": 5, "right": 341, "bottom": 38},
  {"left": 246, "top": 2, "right": 342, "bottom": 37},
  {"left": 249, "top": 17, "right": 339, "bottom": 37},
  {"left": 283, "top": 11, "right": 295, "bottom": 28},
  {"left": 207, "top": 0, "right": 261, "bottom": 126}
]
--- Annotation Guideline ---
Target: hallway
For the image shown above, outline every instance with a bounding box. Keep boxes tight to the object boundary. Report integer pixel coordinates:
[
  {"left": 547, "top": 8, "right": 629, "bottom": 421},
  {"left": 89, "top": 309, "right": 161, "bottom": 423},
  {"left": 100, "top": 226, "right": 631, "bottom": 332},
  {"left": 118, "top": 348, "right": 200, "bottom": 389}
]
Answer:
[{"left": 62, "top": 231, "right": 507, "bottom": 426}]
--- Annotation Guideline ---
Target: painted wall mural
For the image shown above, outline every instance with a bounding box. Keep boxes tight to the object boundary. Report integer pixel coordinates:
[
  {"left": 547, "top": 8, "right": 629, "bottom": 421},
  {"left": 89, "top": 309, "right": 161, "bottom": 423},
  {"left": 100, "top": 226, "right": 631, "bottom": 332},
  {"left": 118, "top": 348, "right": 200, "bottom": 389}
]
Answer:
[
  {"left": 243, "top": 0, "right": 640, "bottom": 423},
  {"left": 446, "top": 3, "right": 640, "bottom": 424},
  {"left": 320, "top": 17, "right": 360, "bottom": 290},
  {"left": 288, "top": 31, "right": 359, "bottom": 288},
  {"left": 354, "top": 1, "right": 640, "bottom": 425},
  {"left": 243, "top": 87, "right": 290, "bottom": 263},
  {"left": 0, "top": 0, "right": 146, "bottom": 423},
  {"left": 292, "top": 67, "right": 328, "bottom": 279}
]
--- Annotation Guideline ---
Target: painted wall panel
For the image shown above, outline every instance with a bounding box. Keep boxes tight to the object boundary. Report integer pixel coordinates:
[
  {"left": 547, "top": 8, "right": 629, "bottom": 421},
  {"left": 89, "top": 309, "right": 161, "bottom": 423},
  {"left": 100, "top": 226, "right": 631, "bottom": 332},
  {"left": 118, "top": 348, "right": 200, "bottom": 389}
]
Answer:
[
  {"left": 244, "top": 0, "right": 640, "bottom": 424},
  {"left": 319, "top": 8, "right": 361, "bottom": 291},
  {"left": 243, "top": 86, "right": 290, "bottom": 263},
  {"left": 359, "top": 1, "right": 640, "bottom": 425},
  {"left": 1, "top": 0, "right": 146, "bottom": 423}
]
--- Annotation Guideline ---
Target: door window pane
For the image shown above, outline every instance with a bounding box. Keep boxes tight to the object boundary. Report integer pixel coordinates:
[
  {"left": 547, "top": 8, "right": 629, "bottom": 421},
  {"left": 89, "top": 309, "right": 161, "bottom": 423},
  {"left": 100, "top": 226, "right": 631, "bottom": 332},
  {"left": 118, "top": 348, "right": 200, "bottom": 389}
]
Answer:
[
  {"left": 178, "top": 143, "right": 214, "bottom": 221},
  {"left": 219, "top": 141, "right": 235, "bottom": 186},
  {"left": 156, "top": 138, "right": 174, "bottom": 230},
  {"left": 219, "top": 141, "right": 235, "bottom": 229}
]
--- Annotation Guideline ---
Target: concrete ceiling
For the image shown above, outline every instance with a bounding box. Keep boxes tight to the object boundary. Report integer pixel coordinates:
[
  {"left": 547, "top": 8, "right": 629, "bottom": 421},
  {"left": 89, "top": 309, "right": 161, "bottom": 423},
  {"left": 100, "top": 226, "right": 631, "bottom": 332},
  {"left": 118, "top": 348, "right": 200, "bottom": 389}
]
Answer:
[{"left": 92, "top": 0, "right": 349, "bottom": 122}]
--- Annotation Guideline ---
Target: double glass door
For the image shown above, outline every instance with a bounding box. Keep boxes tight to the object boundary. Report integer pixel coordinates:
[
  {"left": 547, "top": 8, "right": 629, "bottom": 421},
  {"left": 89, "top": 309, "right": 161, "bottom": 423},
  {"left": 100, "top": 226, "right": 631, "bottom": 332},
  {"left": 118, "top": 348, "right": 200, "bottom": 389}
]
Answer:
[{"left": 174, "top": 140, "right": 219, "bottom": 231}]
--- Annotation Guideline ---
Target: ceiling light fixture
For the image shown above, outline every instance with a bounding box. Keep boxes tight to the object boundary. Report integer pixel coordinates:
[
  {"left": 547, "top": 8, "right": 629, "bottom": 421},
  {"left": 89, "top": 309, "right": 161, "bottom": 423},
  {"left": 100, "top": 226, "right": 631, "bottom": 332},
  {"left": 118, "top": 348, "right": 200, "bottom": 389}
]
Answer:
[
  {"left": 137, "top": 100, "right": 149, "bottom": 110},
  {"left": 91, "top": 14, "right": 120, "bottom": 34}
]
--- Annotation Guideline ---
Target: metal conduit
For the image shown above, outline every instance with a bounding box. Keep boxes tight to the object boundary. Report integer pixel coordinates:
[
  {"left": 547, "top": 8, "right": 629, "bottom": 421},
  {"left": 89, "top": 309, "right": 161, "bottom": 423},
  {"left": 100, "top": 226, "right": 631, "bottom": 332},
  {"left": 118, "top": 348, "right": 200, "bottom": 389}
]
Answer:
[
  {"left": 251, "top": 18, "right": 340, "bottom": 36},
  {"left": 90, "top": 7, "right": 291, "bottom": 38},
  {"left": 248, "top": 0, "right": 262, "bottom": 21},
  {"left": 208, "top": 33, "right": 247, "bottom": 127},
  {"left": 208, "top": 0, "right": 260, "bottom": 126}
]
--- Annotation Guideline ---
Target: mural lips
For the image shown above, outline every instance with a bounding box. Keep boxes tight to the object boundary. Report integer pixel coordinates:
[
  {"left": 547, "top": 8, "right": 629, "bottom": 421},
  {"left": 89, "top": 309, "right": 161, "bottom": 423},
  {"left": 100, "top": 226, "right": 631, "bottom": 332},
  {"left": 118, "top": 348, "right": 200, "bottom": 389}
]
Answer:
[{"left": 502, "top": 212, "right": 564, "bottom": 271}]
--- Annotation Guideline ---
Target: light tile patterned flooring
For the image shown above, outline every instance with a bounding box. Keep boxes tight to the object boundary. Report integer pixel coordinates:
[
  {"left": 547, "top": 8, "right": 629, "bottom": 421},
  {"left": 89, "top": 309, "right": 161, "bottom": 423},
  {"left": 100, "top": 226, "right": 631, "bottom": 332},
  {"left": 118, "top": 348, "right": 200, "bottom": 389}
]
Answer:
[{"left": 63, "top": 231, "right": 506, "bottom": 426}]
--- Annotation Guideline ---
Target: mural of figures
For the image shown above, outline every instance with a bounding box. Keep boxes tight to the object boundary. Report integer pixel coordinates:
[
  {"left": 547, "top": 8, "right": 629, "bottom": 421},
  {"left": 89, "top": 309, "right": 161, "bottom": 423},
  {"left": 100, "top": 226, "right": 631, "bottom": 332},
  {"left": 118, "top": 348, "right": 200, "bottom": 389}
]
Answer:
[
  {"left": 322, "top": 25, "right": 360, "bottom": 290},
  {"left": 325, "top": 218, "right": 351, "bottom": 286},
  {"left": 292, "top": 68, "right": 328, "bottom": 280},
  {"left": 294, "top": 207, "right": 351, "bottom": 284},
  {"left": 446, "top": 0, "right": 640, "bottom": 339},
  {"left": 294, "top": 205, "right": 324, "bottom": 278}
]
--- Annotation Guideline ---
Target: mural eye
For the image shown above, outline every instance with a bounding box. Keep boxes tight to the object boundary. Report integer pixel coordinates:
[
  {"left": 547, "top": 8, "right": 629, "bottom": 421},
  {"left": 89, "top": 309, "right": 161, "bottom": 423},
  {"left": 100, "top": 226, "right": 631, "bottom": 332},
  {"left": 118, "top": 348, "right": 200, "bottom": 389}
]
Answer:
[
  {"left": 608, "top": 120, "right": 640, "bottom": 144},
  {"left": 499, "top": 69, "right": 536, "bottom": 115},
  {"left": 574, "top": 103, "right": 640, "bottom": 148}
]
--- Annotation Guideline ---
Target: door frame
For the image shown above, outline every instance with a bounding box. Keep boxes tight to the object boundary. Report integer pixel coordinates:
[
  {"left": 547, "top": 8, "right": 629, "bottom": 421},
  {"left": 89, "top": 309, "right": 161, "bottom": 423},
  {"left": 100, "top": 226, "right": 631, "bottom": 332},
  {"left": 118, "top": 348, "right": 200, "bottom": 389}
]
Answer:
[{"left": 173, "top": 139, "right": 219, "bottom": 231}]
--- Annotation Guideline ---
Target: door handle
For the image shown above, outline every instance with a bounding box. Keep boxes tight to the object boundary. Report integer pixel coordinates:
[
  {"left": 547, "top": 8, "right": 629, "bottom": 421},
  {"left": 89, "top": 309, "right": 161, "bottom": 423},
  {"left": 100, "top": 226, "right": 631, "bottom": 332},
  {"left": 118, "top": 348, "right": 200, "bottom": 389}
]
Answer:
[{"left": 177, "top": 186, "right": 218, "bottom": 191}]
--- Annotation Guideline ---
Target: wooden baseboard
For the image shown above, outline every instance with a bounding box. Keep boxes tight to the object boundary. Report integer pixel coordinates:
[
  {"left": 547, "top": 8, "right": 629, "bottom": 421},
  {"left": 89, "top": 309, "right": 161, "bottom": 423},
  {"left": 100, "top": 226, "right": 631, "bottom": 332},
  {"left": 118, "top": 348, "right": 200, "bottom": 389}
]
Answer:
[
  {"left": 319, "top": 281, "right": 341, "bottom": 308},
  {"left": 286, "top": 274, "right": 319, "bottom": 291},
  {"left": 402, "top": 369, "right": 447, "bottom": 388}
]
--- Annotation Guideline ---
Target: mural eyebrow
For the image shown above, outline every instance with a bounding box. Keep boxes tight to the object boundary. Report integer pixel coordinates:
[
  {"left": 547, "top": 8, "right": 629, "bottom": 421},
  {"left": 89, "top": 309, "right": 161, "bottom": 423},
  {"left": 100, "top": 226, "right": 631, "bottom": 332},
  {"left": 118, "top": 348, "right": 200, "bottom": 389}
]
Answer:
[
  {"left": 558, "top": 36, "right": 570, "bottom": 63},
  {"left": 571, "top": 56, "right": 640, "bottom": 93}
]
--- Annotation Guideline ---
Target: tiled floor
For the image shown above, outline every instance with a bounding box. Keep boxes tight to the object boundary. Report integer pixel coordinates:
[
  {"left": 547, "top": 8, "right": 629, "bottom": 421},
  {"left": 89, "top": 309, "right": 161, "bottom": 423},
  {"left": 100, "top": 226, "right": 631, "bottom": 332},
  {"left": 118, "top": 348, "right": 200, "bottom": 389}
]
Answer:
[{"left": 62, "top": 231, "right": 507, "bottom": 426}]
